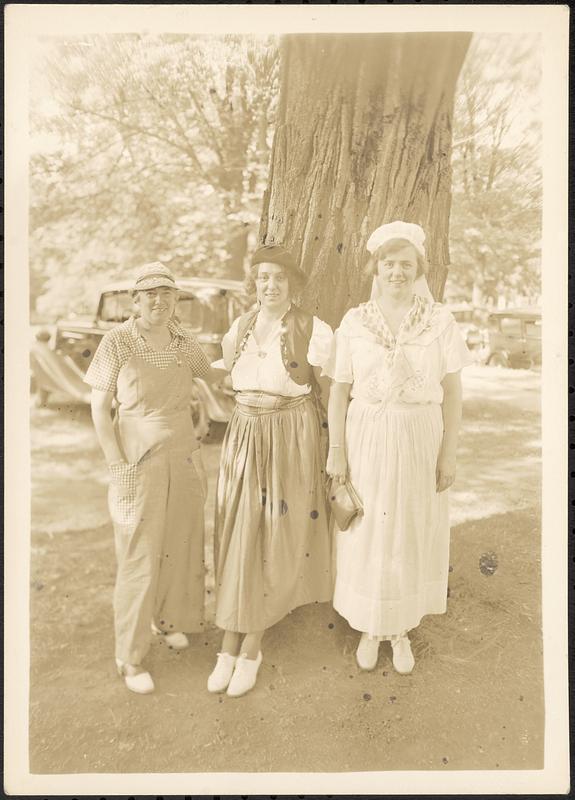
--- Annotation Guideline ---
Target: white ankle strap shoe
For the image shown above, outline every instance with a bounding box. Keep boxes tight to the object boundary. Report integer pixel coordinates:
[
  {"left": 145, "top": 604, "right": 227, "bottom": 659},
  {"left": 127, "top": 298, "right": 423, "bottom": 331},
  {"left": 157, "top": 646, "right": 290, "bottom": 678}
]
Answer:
[
  {"left": 226, "top": 651, "right": 263, "bottom": 698},
  {"left": 207, "top": 652, "right": 238, "bottom": 693},
  {"left": 356, "top": 633, "right": 380, "bottom": 671},
  {"left": 151, "top": 623, "right": 189, "bottom": 650},
  {"left": 391, "top": 634, "right": 415, "bottom": 674},
  {"left": 115, "top": 660, "right": 155, "bottom": 694}
]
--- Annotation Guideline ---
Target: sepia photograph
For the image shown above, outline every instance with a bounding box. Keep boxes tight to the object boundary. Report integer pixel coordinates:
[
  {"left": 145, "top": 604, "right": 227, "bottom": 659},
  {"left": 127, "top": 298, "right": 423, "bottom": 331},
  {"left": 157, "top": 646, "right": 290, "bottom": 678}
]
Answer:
[{"left": 4, "top": 4, "right": 569, "bottom": 796}]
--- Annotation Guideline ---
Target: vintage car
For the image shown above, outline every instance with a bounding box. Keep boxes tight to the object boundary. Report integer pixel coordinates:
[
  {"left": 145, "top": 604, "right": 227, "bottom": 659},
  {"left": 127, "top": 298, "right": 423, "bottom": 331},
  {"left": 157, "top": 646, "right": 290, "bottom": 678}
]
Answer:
[
  {"left": 446, "top": 302, "right": 490, "bottom": 350},
  {"left": 30, "top": 276, "right": 252, "bottom": 435},
  {"left": 484, "top": 307, "right": 541, "bottom": 369}
]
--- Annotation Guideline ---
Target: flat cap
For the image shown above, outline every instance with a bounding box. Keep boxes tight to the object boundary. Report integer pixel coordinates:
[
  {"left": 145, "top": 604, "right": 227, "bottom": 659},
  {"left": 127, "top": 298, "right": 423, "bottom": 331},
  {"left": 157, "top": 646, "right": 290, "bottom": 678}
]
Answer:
[{"left": 133, "top": 262, "right": 179, "bottom": 291}]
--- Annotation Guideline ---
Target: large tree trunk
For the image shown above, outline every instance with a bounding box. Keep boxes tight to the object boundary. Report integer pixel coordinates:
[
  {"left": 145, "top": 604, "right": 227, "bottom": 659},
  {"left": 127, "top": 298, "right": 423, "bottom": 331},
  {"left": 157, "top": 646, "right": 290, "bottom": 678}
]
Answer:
[{"left": 259, "top": 33, "right": 471, "bottom": 327}]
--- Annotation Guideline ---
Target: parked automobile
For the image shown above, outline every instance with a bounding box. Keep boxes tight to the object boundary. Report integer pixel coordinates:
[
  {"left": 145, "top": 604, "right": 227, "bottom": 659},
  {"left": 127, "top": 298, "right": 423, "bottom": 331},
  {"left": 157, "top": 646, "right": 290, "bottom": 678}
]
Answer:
[
  {"left": 484, "top": 307, "right": 541, "bottom": 369},
  {"left": 30, "top": 277, "right": 252, "bottom": 436},
  {"left": 447, "top": 302, "right": 489, "bottom": 350}
]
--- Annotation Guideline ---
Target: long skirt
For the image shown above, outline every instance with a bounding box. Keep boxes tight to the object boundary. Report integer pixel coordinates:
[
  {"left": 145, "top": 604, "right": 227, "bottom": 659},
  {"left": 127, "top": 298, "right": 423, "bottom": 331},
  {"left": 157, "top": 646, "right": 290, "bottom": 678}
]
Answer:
[
  {"left": 214, "top": 393, "right": 333, "bottom": 633},
  {"left": 333, "top": 399, "right": 449, "bottom": 638}
]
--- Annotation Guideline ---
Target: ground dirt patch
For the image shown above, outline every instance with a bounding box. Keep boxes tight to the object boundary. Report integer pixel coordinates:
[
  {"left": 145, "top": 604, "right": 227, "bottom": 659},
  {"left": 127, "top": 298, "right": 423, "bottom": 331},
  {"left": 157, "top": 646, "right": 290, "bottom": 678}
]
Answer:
[{"left": 29, "top": 367, "right": 543, "bottom": 774}]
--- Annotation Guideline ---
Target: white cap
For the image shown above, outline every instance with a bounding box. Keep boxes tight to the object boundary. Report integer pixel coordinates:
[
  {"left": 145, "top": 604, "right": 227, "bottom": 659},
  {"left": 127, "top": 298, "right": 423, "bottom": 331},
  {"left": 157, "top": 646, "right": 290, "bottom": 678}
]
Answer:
[{"left": 366, "top": 221, "right": 426, "bottom": 258}]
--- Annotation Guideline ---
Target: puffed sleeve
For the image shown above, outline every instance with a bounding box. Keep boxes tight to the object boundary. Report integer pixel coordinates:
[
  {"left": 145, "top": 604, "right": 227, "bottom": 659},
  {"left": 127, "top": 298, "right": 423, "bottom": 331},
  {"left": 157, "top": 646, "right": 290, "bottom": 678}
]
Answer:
[
  {"left": 322, "top": 311, "right": 354, "bottom": 384},
  {"left": 220, "top": 316, "right": 240, "bottom": 371},
  {"left": 441, "top": 317, "right": 475, "bottom": 377},
  {"left": 307, "top": 316, "right": 333, "bottom": 368},
  {"left": 84, "top": 331, "right": 121, "bottom": 392}
]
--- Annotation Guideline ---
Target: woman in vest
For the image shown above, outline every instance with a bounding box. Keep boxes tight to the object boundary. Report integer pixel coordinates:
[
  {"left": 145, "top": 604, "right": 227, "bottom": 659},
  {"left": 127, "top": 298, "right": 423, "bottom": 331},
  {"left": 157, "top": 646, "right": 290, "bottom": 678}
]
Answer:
[{"left": 207, "top": 244, "right": 333, "bottom": 697}]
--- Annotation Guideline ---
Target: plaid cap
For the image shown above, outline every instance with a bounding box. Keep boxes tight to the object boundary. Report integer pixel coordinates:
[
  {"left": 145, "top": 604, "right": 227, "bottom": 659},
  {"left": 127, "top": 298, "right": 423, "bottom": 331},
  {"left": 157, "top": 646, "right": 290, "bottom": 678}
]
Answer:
[{"left": 133, "top": 262, "right": 179, "bottom": 291}]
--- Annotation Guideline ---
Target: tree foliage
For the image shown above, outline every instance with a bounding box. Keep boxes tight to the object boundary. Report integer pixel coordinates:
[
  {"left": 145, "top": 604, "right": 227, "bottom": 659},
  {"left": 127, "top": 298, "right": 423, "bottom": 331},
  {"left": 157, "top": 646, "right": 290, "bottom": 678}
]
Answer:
[
  {"left": 29, "top": 32, "right": 540, "bottom": 320},
  {"left": 30, "top": 34, "right": 278, "bottom": 317},
  {"left": 448, "top": 34, "right": 541, "bottom": 306}
]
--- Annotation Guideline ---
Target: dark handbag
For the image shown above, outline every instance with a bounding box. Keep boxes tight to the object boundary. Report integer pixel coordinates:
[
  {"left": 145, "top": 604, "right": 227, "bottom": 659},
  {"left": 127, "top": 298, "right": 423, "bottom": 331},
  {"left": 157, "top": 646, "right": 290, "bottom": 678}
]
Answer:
[{"left": 328, "top": 478, "right": 364, "bottom": 531}]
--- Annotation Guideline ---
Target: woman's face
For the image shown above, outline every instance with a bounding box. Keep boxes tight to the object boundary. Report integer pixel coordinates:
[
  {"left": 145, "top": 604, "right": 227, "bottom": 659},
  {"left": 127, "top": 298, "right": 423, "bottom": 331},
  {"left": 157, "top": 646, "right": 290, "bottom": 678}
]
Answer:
[
  {"left": 136, "top": 287, "right": 178, "bottom": 326},
  {"left": 376, "top": 244, "right": 419, "bottom": 295},
  {"left": 255, "top": 262, "right": 291, "bottom": 310}
]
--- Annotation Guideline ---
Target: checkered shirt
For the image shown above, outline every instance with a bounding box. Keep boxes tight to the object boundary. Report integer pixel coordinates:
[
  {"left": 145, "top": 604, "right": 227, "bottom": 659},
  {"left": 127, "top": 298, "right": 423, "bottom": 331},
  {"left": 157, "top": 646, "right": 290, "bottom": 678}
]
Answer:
[{"left": 85, "top": 316, "right": 211, "bottom": 393}]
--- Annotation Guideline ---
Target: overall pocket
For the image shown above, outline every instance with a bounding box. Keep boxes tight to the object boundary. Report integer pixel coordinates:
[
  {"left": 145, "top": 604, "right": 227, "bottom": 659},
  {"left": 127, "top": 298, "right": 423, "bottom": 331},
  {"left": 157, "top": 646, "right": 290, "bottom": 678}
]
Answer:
[{"left": 108, "top": 461, "right": 142, "bottom": 527}]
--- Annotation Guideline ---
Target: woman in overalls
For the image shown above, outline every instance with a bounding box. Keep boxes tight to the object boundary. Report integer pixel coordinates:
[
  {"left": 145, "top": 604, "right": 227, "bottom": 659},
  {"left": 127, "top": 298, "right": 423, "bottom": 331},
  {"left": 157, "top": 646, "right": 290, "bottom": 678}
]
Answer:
[
  {"left": 86, "top": 262, "right": 212, "bottom": 694},
  {"left": 207, "top": 244, "right": 333, "bottom": 697}
]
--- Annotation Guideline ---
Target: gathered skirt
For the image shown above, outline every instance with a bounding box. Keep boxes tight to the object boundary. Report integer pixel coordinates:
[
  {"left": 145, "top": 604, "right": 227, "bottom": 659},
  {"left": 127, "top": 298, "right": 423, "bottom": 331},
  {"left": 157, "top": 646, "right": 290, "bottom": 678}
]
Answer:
[
  {"left": 334, "top": 399, "right": 449, "bottom": 637},
  {"left": 214, "top": 394, "right": 333, "bottom": 633}
]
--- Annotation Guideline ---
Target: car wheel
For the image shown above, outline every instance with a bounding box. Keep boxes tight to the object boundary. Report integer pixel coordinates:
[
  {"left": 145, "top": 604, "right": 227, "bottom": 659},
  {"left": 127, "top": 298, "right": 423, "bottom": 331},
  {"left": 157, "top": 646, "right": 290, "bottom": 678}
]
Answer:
[
  {"left": 510, "top": 354, "right": 534, "bottom": 370},
  {"left": 487, "top": 352, "right": 509, "bottom": 368},
  {"left": 34, "top": 387, "right": 50, "bottom": 408}
]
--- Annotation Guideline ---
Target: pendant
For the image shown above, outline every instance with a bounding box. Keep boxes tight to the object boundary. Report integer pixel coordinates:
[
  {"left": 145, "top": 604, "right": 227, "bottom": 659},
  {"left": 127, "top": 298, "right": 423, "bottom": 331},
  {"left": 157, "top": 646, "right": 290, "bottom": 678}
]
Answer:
[{"left": 258, "top": 351, "right": 267, "bottom": 359}]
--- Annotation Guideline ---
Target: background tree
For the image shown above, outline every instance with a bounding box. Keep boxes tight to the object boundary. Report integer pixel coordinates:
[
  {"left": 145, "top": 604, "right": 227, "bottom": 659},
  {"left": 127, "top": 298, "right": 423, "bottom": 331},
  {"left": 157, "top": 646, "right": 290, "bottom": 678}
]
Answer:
[
  {"left": 448, "top": 34, "right": 541, "bottom": 307},
  {"left": 259, "top": 33, "right": 471, "bottom": 327},
  {"left": 30, "top": 34, "right": 278, "bottom": 317}
]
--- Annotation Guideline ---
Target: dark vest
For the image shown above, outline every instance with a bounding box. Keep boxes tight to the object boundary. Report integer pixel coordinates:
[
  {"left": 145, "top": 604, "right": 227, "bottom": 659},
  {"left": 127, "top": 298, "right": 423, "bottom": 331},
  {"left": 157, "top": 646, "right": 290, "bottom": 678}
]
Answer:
[{"left": 232, "top": 305, "right": 315, "bottom": 386}]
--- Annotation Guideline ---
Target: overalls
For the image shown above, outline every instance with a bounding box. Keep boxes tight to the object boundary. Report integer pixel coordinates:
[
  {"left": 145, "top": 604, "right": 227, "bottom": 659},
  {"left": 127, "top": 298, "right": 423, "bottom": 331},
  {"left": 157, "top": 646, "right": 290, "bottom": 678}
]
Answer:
[{"left": 109, "top": 353, "right": 206, "bottom": 666}]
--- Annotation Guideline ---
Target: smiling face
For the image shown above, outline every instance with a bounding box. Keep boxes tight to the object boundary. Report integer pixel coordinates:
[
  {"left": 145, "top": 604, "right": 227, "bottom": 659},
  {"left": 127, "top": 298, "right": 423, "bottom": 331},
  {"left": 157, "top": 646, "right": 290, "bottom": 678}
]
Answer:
[
  {"left": 135, "top": 286, "right": 178, "bottom": 326},
  {"left": 375, "top": 242, "right": 419, "bottom": 296},
  {"left": 255, "top": 262, "right": 291, "bottom": 311}
]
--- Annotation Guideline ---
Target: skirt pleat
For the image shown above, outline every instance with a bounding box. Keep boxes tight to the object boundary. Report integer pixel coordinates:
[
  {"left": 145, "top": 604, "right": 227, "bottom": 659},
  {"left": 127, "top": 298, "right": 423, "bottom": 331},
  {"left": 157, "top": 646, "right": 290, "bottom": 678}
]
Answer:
[
  {"left": 334, "top": 399, "right": 449, "bottom": 637},
  {"left": 214, "top": 398, "right": 333, "bottom": 633}
]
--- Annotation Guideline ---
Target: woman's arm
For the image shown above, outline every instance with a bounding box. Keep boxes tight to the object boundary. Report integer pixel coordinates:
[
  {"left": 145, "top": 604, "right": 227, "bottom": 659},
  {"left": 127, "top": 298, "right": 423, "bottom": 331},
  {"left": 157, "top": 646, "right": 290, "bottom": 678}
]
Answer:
[
  {"left": 90, "top": 389, "right": 125, "bottom": 465},
  {"left": 437, "top": 370, "right": 463, "bottom": 493},
  {"left": 202, "top": 365, "right": 230, "bottom": 384},
  {"left": 313, "top": 365, "right": 331, "bottom": 415},
  {"left": 326, "top": 380, "right": 352, "bottom": 483}
]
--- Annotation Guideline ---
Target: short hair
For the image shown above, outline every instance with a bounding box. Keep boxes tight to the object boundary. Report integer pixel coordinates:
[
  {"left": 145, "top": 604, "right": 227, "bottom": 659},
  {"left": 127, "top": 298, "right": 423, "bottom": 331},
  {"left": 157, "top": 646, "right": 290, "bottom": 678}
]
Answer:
[
  {"left": 244, "top": 261, "right": 307, "bottom": 299},
  {"left": 366, "top": 237, "right": 428, "bottom": 279}
]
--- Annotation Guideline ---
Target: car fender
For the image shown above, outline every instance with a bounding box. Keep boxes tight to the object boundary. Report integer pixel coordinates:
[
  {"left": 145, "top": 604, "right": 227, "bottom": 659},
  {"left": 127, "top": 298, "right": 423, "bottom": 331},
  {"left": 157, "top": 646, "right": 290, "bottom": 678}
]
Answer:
[{"left": 192, "top": 378, "right": 235, "bottom": 423}]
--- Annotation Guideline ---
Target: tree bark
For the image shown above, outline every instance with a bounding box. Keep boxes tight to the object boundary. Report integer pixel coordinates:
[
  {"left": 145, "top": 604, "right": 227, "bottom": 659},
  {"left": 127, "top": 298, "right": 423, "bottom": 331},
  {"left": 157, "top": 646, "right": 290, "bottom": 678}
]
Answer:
[{"left": 259, "top": 33, "right": 471, "bottom": 326}]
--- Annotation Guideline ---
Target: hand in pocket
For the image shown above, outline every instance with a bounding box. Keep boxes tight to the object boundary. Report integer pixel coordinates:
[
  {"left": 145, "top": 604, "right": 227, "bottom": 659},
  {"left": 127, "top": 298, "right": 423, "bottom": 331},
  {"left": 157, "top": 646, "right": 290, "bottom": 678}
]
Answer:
[{"left": 109, "top": 461, "right": 138, "bottom": 498}]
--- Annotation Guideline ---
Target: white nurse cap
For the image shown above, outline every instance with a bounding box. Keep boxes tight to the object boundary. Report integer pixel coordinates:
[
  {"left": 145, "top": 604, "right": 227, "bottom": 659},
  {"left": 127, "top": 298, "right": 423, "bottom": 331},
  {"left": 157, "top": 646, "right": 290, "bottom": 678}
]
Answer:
[{"left": 366, "top": 221, "right": 426, "bottom": 258}]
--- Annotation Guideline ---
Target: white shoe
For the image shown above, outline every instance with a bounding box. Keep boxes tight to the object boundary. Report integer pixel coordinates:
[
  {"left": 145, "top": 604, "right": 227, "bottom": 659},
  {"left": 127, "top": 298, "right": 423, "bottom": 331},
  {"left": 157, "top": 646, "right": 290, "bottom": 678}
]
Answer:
[
  {"left": 164, "top": 631, "right": 189, "bottom": 649},
  {"left": 226, "top": 651, "right": 262, "bottom": 697},
  {"left": 115, "top": 660, "right": 155, "bottom": 694},
  {"left": 391, "top": 634, "right": 415, "bottom": 674},
  {"left": 207, "top": 652, "right": 237, "bottom": 693},
  {"left": 356, "top": 633, "right": 380, "bottom": 670},
  {"left": 151, "top": 623, "right": 189, "bottom": 650}
]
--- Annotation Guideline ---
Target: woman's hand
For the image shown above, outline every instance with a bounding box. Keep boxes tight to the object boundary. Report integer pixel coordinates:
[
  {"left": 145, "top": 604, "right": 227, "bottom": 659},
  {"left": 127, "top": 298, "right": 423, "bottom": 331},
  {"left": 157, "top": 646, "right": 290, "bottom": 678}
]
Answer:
[
  {"left": 326, "top": 447, "right": 348, "bottom": 484},
  {"left": 438, "top": 371, "right": 462, "bottom": 493},
  {"left": 91, "top": 389, "right": 125, "bottom": 465},
  {"left": 436, "top": 451, "right": 456, "bottom": 493}
]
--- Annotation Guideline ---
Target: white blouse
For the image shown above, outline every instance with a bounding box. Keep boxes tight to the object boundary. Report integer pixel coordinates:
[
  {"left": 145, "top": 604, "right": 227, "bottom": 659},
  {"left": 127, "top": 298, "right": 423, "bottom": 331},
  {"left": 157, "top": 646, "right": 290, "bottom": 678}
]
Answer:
[
  {"left": 323, "top": 297, "right": 473, "bottom": 405},
  {"left": 221, "top": 314, "right": 333, "bottom": 397}
]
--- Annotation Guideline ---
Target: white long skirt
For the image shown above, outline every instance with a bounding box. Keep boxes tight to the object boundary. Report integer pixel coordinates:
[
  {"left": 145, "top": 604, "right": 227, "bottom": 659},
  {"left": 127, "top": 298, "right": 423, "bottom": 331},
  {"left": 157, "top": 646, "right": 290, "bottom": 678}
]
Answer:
[{"left": 334, "top": 399, "right": 449, "bottom": 637}]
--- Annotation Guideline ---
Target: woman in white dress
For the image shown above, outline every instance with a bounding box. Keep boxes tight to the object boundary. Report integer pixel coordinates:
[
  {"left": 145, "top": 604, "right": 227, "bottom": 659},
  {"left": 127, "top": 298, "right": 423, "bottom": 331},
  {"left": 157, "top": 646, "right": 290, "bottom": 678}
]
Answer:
[
  {"left": 207, "top": 244, "right": 333, "bottom": 697},
  {"left": 325, "top": 221, "right": 473, "bottom": 674}
]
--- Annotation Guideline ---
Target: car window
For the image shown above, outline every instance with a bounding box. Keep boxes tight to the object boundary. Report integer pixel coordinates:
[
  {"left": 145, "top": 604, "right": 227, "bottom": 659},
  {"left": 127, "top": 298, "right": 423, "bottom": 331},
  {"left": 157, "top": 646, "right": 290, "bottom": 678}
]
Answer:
[
  {"left": 176, "top": 291, "right": 230, "bottom": 334},
  {"left": 499, "top": 317, "right": 523, "bottom": 337},
  {"left": 525, "top": 319, "right": 541, "bottom": 340},
  {"left": 100, "top": 292, "right": 133, "bottom": 323}
]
